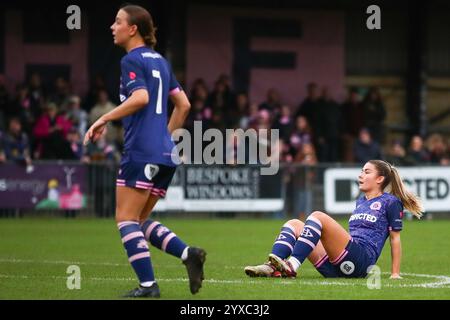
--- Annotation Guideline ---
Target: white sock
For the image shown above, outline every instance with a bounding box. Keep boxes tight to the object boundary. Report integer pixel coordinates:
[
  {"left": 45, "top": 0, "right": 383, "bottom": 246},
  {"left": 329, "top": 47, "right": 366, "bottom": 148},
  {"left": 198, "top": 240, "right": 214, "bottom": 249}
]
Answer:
[
  {"left": 140, "top": 281, "right": 155, "bottom": 288},
  {"left": 181, "top": 247, "right": 189, "bottom": 261},
  {"left": 287, "top": 257, "right": 301, "bottom": 272}
]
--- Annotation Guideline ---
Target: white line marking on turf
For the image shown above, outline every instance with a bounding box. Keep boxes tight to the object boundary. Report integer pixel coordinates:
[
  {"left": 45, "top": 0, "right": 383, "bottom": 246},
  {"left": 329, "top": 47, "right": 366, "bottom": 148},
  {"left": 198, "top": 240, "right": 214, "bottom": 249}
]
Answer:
[{"left": 1, "top": 258, "right": 449, "bottom": 288}]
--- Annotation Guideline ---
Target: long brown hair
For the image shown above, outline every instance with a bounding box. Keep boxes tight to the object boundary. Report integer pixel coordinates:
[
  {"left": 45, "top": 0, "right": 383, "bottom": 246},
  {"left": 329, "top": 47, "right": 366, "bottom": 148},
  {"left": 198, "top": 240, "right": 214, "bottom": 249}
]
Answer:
[
  {"left": 369, "top": 160, "right": 423, "bottom": 218},
  {"left": 120, "top": 4, "right": 157, "bottom": 49}
]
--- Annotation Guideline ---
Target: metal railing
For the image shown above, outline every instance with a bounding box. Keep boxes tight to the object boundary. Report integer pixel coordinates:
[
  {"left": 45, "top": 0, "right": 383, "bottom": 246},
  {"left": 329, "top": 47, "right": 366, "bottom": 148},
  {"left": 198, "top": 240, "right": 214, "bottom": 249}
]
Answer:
[{"left": 1, "top": 161, "right": 449, "bottom": 218}]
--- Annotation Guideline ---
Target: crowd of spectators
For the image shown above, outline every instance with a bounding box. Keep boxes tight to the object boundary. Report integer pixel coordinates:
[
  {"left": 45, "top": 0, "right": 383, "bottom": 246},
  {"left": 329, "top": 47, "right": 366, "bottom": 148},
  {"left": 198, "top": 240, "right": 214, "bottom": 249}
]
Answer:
[
  {"left": 185, "top": 75, "right": 450, "bottom": 167},
  {"left": 1, "top": 72, "right": 449, "bottom": 169},
  {"left": 0, "top": 73, "right": 121, "bottom": 169}
]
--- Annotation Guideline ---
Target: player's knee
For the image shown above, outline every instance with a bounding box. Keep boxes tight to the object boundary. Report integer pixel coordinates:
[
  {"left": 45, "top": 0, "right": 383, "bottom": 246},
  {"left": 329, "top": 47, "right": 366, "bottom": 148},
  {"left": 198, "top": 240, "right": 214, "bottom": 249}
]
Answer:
[
  {"left": 310, "top": 211, "right": 327, "bottom": 220},
  {"left": 284, "top": 219, "right": 304, "bottom": 237}
]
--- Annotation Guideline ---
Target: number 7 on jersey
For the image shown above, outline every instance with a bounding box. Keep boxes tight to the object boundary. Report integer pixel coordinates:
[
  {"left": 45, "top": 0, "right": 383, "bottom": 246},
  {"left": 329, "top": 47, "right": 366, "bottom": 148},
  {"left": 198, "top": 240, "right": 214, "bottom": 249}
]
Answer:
[{"left": 152, "top": 69, "right": 162, "bottom": 114}]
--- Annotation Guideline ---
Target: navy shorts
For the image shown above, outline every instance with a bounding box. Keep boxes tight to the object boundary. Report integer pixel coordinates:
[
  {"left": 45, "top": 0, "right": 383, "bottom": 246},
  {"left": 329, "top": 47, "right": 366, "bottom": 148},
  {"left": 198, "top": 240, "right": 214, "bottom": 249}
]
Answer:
[
  {"left": 314, "top": 239, "right": 375, "bottom": 278},
  {"left": 116, "top": 160, "right": 176, "bottom": 198}
]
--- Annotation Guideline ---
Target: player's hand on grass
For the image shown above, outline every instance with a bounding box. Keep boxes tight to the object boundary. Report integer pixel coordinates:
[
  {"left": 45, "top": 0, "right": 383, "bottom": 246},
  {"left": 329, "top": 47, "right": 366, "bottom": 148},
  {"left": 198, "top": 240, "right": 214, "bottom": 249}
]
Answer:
[
  {"left": 84, "top": 117, "right": 108, "bottom": 146},
  {"left": 390, "top": 273, "right": 403, "bottom": 279}
]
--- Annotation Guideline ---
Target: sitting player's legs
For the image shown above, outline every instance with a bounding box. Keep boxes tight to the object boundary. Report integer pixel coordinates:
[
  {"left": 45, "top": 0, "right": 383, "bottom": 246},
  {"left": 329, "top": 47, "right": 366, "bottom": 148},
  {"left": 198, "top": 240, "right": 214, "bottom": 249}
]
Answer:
[
  {"left": 270, "top": 211, "right": 350, "bottom": 276},
  {"left": 116, "top": 186, "right": 159, "bottom": 297},
  {"left": 245, "top": 218, "right": 330, "bottom": 277},
  {"left": 271, "top": 219, "right": 327, "bottom": 264}
]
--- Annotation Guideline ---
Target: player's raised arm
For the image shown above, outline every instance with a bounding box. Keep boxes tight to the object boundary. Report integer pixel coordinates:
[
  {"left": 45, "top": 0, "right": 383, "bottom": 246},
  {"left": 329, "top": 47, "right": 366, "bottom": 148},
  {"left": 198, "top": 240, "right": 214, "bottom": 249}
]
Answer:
[
  {"left": 83, "top": 89, "right": 149, "bottom": 145},
  {"left": 168, "top": 90, "right": 191, "bottom": 134},
  {"left": 389, "top": 230, "right": 402, "bottom": 279},
  {"left": 101, "top": 88, "right": 149, "bottom": 122}
]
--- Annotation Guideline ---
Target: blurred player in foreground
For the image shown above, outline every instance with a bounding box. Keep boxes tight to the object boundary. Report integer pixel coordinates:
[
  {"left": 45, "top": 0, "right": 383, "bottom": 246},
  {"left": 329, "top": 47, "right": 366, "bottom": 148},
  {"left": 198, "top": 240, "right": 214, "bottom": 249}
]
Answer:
[
  {"left": 245, "top": 160, "right": 422, "bottom": 279},
  {"left": 84, "top": 4, "right": 206, "bottom": 298}
]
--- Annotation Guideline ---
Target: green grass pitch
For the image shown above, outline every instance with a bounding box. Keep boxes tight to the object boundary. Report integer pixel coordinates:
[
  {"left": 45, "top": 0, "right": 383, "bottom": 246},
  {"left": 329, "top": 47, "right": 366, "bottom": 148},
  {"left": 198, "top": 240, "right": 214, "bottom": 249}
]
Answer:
[{"left": 0, "top": 218, "right": 449, "bottom": 299}]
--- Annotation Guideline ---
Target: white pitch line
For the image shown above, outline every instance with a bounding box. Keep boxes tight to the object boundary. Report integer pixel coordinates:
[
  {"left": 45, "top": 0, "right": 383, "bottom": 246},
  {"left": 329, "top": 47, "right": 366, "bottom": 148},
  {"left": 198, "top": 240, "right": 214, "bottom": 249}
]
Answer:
[
  {"left": 0, "top": 273, "right": 356, "bottom": 286},
  {"left": 1, "top": 258, "right": 449, "bottom": 289}
]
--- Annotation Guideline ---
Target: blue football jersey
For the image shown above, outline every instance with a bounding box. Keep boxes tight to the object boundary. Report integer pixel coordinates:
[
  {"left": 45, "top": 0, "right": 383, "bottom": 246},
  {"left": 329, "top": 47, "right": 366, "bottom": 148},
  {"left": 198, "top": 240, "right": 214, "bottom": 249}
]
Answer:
[
  {"left": 348, "top": 192, "right": 403, "bottom": 262},
  {"left": 119, "top": 46, "right": 181, "bottom": 166}
]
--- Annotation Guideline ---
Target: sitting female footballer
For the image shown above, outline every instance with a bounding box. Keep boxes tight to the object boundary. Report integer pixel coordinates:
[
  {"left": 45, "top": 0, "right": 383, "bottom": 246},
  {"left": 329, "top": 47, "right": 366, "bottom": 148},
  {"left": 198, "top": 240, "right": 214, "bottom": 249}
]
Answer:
[{"left": 245, "top": 160, "right": 422, "bottom": 279}]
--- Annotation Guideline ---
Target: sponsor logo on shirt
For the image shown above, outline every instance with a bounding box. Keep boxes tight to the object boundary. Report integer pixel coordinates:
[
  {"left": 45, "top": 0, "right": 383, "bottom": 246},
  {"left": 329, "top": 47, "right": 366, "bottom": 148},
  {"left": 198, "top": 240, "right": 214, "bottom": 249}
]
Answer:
[
  {"left": 141, "top": 52, "right": 162, "bottom": 59},
  {"left": 370, "top": 201, "right": 382, "bottom": 210},
  {"left": 126, "top": 80, "right": 136, "bottom": 87},
  {"left": 129, "top": 71, "right": 136, "bottom": 80},
  {"left": 349, "top": 213, "right": 378, "bottom": 223}
]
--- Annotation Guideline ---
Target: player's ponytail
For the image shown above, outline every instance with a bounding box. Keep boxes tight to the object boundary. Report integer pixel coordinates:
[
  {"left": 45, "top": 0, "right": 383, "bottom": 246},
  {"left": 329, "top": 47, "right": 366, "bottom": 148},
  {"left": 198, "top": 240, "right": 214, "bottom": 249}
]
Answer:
[
  {"left": 121, "top": 4, "right": 157, "bottom": 49},
  {"left": 369, "top": 160, "right": 423, "bottom": 218}
]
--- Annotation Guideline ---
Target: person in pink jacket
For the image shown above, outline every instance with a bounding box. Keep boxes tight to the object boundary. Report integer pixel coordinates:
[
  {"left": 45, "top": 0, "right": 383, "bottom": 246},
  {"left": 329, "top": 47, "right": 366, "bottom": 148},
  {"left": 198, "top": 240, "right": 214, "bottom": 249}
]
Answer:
[{"left": 33, "top": 102, "right": 73, "bottom": 159}]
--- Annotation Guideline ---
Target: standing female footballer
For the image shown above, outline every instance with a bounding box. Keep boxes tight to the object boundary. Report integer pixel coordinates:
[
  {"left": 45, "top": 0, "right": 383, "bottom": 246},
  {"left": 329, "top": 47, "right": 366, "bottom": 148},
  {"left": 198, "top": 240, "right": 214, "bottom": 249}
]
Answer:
[
  {"left": 84, "top": 4, "right": 206, "bottom": 298},
  {"left": 245, "top": 160, "right": 422, "bottom": 279}
]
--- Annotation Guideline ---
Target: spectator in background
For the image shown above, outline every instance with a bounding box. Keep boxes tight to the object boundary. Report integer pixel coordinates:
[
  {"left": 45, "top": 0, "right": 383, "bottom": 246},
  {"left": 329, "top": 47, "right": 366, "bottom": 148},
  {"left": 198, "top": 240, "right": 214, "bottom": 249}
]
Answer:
[
  {"left": 341, "top": 87, "right": 364, "bottom": 162},
  {"left": 342, "top": 87, "right": 364, "bottom": 137},
  {"left": 0, "top": 131, "right": 5, "bottom": 163},
  {"left": 1, "top": 117, "right": 33, "bottom": 168},
  {"left": 255, "top": 109, "right": 272, "bottom": 131},
  {"left": 83, "top": 75, "right": 108, "bottom": 112},
  {"left": 0, "top": 74, "right": 10, "bottom": 131},
  {"left": 247, "top": 103, "right": 260, "bottom": 130},
  {"left": 190, "top": 80, "right": 209, "bottom": 103},
  {"left": 272, "top": 105, "right": 293, "bottom": 143},
  {"left": 230, "top": 92, "right": 250, "bottom": 129},
  {"left": 362, "top": 87, "right": 386, "bottom": 144},
  {"left": 207, "top": 75, "right": 235, "bottom": 116},
  {"left": 27, "top": 73, "right": 46, "bottom": 119},
  {"left": 89, "top": 89, "right": 117, "bottom": 143},
  {"left": 49, "top": 77, "right": 71, "bottom": 111},
  {"left": 292, "top": 141, "right": 317, "bottom": 219},
  {"left": 288, "top": 115, "right": 312, "bottom": 161},
  {"left": 317, "top": 87, "right": 342, "bottom": 162},
  {"left": 67, "top": 95, "right": 88, "bottom": 137},
  {"left": 189, "top": 78, "right": 209, "bottom": 102},
  {"left": 33, "top": 102, "right": 73, "bottom": 159},
  {"left": 82, "top": 128, "right": 119, "bottom": 163},
  {"left": 295, "top": 82, "right": 320, "bottom": 131},
  {"left": 9, "top": 84, "right": 37, "bottom": 139},
  {"left": 259, "top": 88, "right": 282, "bottom": 115},
  {"left": 405, "top": 135, "right": 430, "bottom": 165},
  {"left": 385, "top": 139, "right": 409, "bottom": 166},
  {"left": 295, "top": 83, "right": 321, "bottom": 158},
  {"left": 294, "top": 141, "right": 318, "bottom": 164},
  {"left": 185, "top": 97, "right": 212, "bottom": 133},
  {"left": 426, "top": 133, "right": 448, "bottom": 164},
  {"left": 66, "top": 128, "right": 84, "bottom": 160},
  {"left": 353, "top": 128, "right": 382, "bottom": 164},
  {"left": 440, "top": 154, "right": 450, "bottom": 166}
]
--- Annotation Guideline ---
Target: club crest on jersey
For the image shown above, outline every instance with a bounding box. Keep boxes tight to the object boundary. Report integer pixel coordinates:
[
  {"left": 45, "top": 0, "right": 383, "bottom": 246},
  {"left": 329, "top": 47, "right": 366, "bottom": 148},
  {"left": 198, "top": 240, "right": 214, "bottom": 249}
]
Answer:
[
  {"left": 340, "top": 261, "right": 355, "bottom": 275},
  {"left": 129, "top": 71, "right": 136, "bottom": 80},
  {"left": 370, "top": 201, "right": 382, "bottom": 211},
  {"left": 144, "top": 164, "right": 159, "bottom": 181}
]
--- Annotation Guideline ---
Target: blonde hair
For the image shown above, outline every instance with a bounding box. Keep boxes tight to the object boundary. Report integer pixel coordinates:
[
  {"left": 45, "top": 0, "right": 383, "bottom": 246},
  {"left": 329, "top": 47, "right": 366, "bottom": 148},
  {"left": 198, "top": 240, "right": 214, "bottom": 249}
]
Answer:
[{"left": 369, "top": 160, "right": 423, "bottom": 218}]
